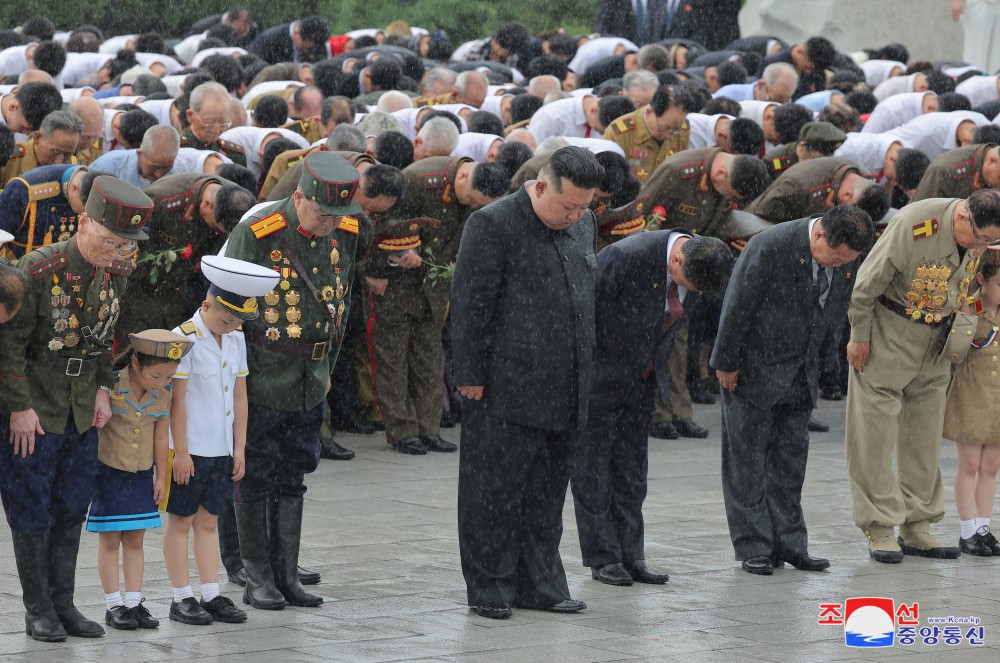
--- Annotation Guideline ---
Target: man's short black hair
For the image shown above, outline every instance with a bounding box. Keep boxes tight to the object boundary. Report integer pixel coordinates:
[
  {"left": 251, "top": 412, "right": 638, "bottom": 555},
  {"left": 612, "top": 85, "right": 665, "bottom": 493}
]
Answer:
[
  {"left": 206, "top": 23, "right": 238, "bottom": 45},
  {"left": 804, "top": 37, "right": 836, "bottom": 71},
  {"left": 363, "top": 164, "right": 406, "bottom": 200},
  {"left": 32, "top": 41, "right": 65, "bottom": 78},
  {"left": 369, "top": 58, "right": 401, "bottom": 91},
  {"left": 598, "top": 96, "right": 635, "bottom": 128},
  {"left": 78, "top": 170, "right": 101, "bottom": 203},
  {"left": 183, "top": 70, "right": 216, "bottom": 95},
  {"left": 0, "top": 30, "right": 25, "bottom": 51},
  {"left": 200, "top": 54, "right": 243, "bottom": 93},
  {"left": 938, "top": 92, "right": 971, "bottom": 112},
  {"left": 657, "top": 70, "right": 681, "bottom": 86},
  {"left": 820, "top": 204, "right": 875, "bottom": 252},
  {"left": 844, "top": 91, "right": 878, "bottom": 115},
  {"left": 879, "top": 42, "right": 909, "bottom": 64},
  {"left": 717, "top": 60, "right": 748, "bottom": 87},
  {"left": 596, "top": 84, "right": 623, "bottom": 97},
  {"left": 13, "top": 82, "right": 62, "bottom": 132},
  {"left": 494, "top": 22, "right": 531, "bottom": 53},
  {"left": 773, "top": 103, "right": 813, "bottom": 145},
  {"left": 817, "top": 103, "right": 862, "bottom": 134},
  {"left": 0, "top": 125, "right": 14, "bottom": 167},
  {"left": 495, "top": 140, "right": 533, "bottom": 178},
  {"left": 728, "top": 155, "right": 769, "bottom": 201},
  {"left": 925, "top": 70, "right": 956, "bottom": 95},
  {"left": 548, "top": 33, "right": 578, "bottom": 60},
  {"left": 118, "top": 109, "right": 159, "bottom": 149},
  {"left": 974, "top": 101, "right": 1000, "bottom": 122},
  {"left": 298, "top": 16, "right": 330, "bottom": 45},
  {"left": 420, "top": 109, "right": 462, "bottom": 133},
  {"left": 214, "top": 183, "right": 256, "bottom": 230},
  {"left": 470, "top": 162, "right": 511, "bottom": 198},
  {"left": 968, "top": 188, "right": 1000, "bottom": 229},
  {"left": 855, "top": 184, "right": 890, "bottom": 225},
  {"left": 374, "top": 131, "right": 414, "bottom": 170},
  {"left": 65, "top": 30, "right": 101, "bottom": 53},
  {"left": 254, "top": 95, "right": 288, "bottom": 127},
  {"left": 510, "top": 94, "right": 542, "bottom": 124},
  {"left": 525, "top": 55, "right": 569, "bottom": 82},
  {"left": 729, "top": 118, "right": 763, "bottom": 155},
  {"left": 216, "top": 163, "right": 255, "bottom": 193},
  {"left": 467, "top": 110, "right": 504, "bottom": 136},
  {"left": 649, "top": 84, "right": 683, "bottom": 116},
  {"left": 828, "top": 68, "right": 865, "bottom": 94},
  {"left": 679, "top": 79, "right": 710, "bottom": 112},
  {"left": 108, "top": 49, "right": 138, "bottom": 81},
  {"left": 134, "top": 33, "right": 166, "bottom": 54},
  {"left": 701, "top": 96, "right": 741, "bottom": 116},
  {"left": 311, "top": 60, "right": 342, "bottom": 98},
  {"left": 0, "top": 264, "right": 28, "bottom": 318},
  {"left": 352, "top": 35, "right": 378, "bottom": 50},
  {"left": 197, "top": 37, "right": 228, "bottom": 53},
  {"left": 594, "top": 151, "right": 630, "bottom": 197},
  {"left": 261, "top": 138, "right": 300, "bottom": 176},
  {"left": 21, "top": 17, "right": 55, "bottom": 42},
  {"left": 131, "top": 74, "right": 167, "bottom": 97},
  {"left": 290, "top": 85, "right": 317, "bottom": 115},
  {"left": 540, "top": 146, "right": 605, "bottom": 191},
  {"left": 973, "top": 125, "right": 1000, "bottom": 145},
  {"left": 680, "top": 235, "right": 735, "bottom": 295},
  {"left": 896, "top": 148, "right": 930, "bottom": 190}
]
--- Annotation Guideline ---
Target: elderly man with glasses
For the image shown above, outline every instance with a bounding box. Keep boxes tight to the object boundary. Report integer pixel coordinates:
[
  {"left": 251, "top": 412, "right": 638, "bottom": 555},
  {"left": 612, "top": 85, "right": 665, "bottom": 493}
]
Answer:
[
  {"left": 181, "top": 82, "right": 247, "bottom": 167},
  {"left": 0, "top": 176, "right": 153, "bottom": 643}
]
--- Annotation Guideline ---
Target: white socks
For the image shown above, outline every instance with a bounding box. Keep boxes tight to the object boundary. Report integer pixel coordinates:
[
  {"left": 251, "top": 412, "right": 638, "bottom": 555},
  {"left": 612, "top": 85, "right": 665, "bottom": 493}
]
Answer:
[
  {"left": 201, "top": 582, "right": 220, "bottom": 602},
  {"left": 124, "top": 592, "right": 142, "bottom": 609},
  {"left": 173, "top": 585, "right": 195, "bottom": 602},
  {"left": 977, "top": 517, "right": 992, "bottom": 534},
  {"left": 962, "top": 517, "right": 992, "bottom": 539},
  {"left": 105, "top": 592, "right": 123, "bottom": 610}
]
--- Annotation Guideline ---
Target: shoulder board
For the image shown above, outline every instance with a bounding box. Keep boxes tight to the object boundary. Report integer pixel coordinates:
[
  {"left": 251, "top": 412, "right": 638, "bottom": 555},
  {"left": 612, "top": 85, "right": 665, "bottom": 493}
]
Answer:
[
  {"left": 677, "top": 161, "right": 703, "bottom": 179},
  {"left": 219, "top": 139, "right": 244, "bottom": 154},
  {"left": 179, "top": 135, "right": 191, "bottom": 147},
  {"left": 423, "top": 171, "right": 447, "bottom": 188},
  {"left": 339, "top": 216, "right": 359, "bottom": 235},
  {"left": 912, "top": 218, "right": 939, "bottom": 240},
  {"left": 949, "top": 157, "right": 976, "bottom": 180},
  {"left": 610, "top": 117, "right": 636, "bottom": 134},
  {"left": 106, "top": 259, "right": 135, "bottom": 276},
  {"left": 250, "top": 212, "right": 287, "bottom": 239},
  {"left": 284, "top": 120, "right": 307, "bottom": 135},
  {"left": 160, "top": 190, "right": 191, "bottom": 214},
  {"left": 9, "top": 144, "right": 25, "bottom": 159},
  {"left": 179, "top": 320, "right": 198, "bottom": 336},
  {"left": 29, "top": 252, "right": 68, "bottom": 280},
  {"left": 768, "top": 155, "right": 794, "bottom": 172},
  {"left": 287, "top": 153, "right": 305, "bottom": 166},
  {"left": 25, "top": 181, "right": 61, "bottom": 201}
]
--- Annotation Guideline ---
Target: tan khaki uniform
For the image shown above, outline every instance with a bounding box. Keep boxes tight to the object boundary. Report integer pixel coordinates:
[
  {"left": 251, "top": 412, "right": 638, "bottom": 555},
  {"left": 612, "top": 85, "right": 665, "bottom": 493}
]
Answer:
[
  {"left": 911, "top": 144, "right": 996, "bottom": 202},
  {"left": 98, "top": 368, "right": 171, "bottom": 473},
  {"left": 604, "top": 107, "right": 690, "bottom": 184},
  {"left": 258, "top": 145, "right": 320, "bottom": 201},
  {"left": 0, "top": 138, "right": 41, "bottom": 190},
  {"left": 846, "top": 198, "right": 977, "bottom": 530},
  {"left": 266, "top": 151, "right": 373, "bottom": 203}
]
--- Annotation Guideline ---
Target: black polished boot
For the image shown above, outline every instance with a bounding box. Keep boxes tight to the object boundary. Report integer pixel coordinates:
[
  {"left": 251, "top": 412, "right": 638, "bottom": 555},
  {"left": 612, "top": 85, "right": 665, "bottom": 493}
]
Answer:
[
  {"left": 11, "top": 531, "right": 67, "bottom": 642},
  {"left": 48, "top": 525, "right": 104, "bottom": 638},
  {"left": 233, "top": 501, "right": 286, "bottom": 610},
  {"left": 270, "top": 496, "right": 323, "bottom": 607}
]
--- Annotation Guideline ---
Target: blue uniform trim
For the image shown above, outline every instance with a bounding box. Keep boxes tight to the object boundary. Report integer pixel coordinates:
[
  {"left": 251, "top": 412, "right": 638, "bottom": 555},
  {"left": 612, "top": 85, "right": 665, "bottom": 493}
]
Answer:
[{"left": 86, "top": 511, "right": 162, "bottom": 532}]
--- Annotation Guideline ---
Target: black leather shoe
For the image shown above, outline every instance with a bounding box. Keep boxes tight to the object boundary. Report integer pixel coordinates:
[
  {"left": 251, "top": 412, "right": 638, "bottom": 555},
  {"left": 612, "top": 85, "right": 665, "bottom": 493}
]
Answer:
[
  {"left": 421, "top": 434, "right": 457, "bottom": 453},
  {"left": 781, "top": 553, "right": 830, "bottom": 571},
  {"left": 983, "top": 531, "right": 1000, "bottom": 555},
  {"left": 297, "top": 565, "right": 321, "bottom": 585},
  {"left": 960, "top": 534, "right": 993, "bottom": 556},
  {"left": 543, "top": 599, "right": 587, "bottom": 613},
  {"left": 820, "top": 387, "right": 844, "bottom": 401},
  {"left": 625, "top": 560, "right": 669, "bottom": 584},
  {"left": 228, "top": 568, "right": 248, "bottom": 587},
  {"left": 24, "top": 612, "right": 67, "bottom": 643},
  {"left": 591, "top": 563, "right": 633, "bottom": 586},
  {"left": 471, "top": 601, "right": 512, "bottom": 619},
  {"left": 673, "top": 418, "right": 708, "bottom": 438},
  {"left": 320, "top": 437, "right": 355, "bottom": 460},
  {"left": 105, "top": 605, "right": 138, "bottom": 630},
  {"left": 689, "top": 380, "right": 718, "bottom": 405},
  {"left": 200, "top": 596, "right": 247, "bottom": 623},
  {"left": 808, "top": 416, "right": 830, "bottom": 432},
  {"left": 169, "top": 597, "right": 213, "bottom": 625},
  {"left": 391, "top": 436, "right": 427, "bottom": 455},
  {"left": 649, "top": 421, "right": 678, "bottom": 439},
  {"left": 128, "top": 599, "right": 159, "bottom": 628},
  {"left": 741, "top": 555, "right": 774, "bottom": 576}
]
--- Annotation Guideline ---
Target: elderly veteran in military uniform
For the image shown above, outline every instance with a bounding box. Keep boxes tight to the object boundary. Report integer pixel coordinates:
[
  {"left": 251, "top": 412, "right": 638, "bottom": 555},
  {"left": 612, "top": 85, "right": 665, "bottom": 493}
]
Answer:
[
  {"left": 0, "top": 110, "right": 84, "bottom": 189},
  {"left": 223, "top": 152, "right": 363, "bottom": 610},
  {"left": 180, "top": 82, "right": 247, "bottom": 167},
  {"left": 0, "top": 176, "right": 152, "bottom": 643},
  {"left": 368, "top": 156, "right": 509, "bottom": 455},
  {"left": 762, "top": 121, "right": 846, "bottom": 182},
  {"left": 594, "top": 196, "right": 649, "bottom": 251},
  {"left": 603, "top": 85, "right": 690, "bottom": 184},
  {"left": 911, "top": 143, "right": 1000, "bottom": 203},
  {"left": 747, "top": 156, "right": 890, "bottom": 225},
  {"left": 115, "top": 173, "right": 255, "bottom": 341},
  {"left": 0, "top": 165, "right": 96, "bottom": 261},
  {"left": 258, "top": 144, "right": 326, "bottom": 202},
  {"left": 845, "top": 189, "right": 1000, "bottom": 563}
]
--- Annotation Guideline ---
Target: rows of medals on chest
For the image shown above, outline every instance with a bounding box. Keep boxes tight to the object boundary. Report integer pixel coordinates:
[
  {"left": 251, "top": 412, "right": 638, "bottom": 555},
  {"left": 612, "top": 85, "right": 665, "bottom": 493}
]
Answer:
[
  {"left": 47, "top": 272, "right": 118, "bottom": 351},
  {"left": 261, "top": 243, "right": 347, "bottom": 341},
  {"left": 906, "top": 260, "right": 976, "bottom": 323}
]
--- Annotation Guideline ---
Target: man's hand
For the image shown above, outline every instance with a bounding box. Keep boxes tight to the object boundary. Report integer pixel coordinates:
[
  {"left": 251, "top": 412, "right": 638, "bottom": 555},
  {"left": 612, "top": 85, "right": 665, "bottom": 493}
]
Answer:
[
  {"left": 366, "top": 276, "right": 388, "bottom": 296},
  {"left": 172, "top": 452, "right": 195, "bottom": 485},
  {"left": 232, "top": 451, "right": 246, "bottom": 481},
  {"left": 93, "top": 389, "right": 112, "bottom": 429},
  {"left": 952, "top": 0, "right": 964, "bottom": 21},
  {"left": 9, "top": 409, "right": 44, "bottom": 458},
  {"left": 458, "top": 385, "right": 484, "bottom": 401},
  {"left": 847, "top": 341, "right": 871, "bottom": 372},
  {"left": 716, "top": 370, "right": 739, "bottom": 392},
  {"left": 388, "top": 250, "right": 423, "bottom": 269}
]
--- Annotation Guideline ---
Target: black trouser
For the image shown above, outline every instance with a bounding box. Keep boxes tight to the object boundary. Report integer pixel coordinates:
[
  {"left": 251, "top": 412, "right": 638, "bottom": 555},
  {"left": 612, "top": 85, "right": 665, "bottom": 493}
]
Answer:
[
  {"left": 327, "top": 282, "right": 366, "bottom": 430},
  {"left": 458, "top": 402, "right": 574, "bottom": 608}
]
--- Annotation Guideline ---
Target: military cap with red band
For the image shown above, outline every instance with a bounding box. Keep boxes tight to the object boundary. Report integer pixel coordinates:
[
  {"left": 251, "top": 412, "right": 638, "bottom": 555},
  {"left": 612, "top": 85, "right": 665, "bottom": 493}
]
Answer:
[
  {"left": 298, "top": 152, "right": 362, "bottom": 216},
  {"left": 84, "top": 175, "right": 154, "bottom": 241}
]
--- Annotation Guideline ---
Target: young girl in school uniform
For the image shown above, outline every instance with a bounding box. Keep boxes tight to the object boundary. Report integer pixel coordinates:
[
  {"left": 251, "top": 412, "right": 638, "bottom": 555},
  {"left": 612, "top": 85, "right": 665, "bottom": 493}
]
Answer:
[{"left": 85, "top": 330, "right": 193, "bottom": 629}]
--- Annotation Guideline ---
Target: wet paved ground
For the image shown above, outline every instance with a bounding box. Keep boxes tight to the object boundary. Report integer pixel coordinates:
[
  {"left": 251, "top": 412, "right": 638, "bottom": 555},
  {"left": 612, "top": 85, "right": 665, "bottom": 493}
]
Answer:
[{"left": 1, "top": 397, "right": 998, "bottom": 662}]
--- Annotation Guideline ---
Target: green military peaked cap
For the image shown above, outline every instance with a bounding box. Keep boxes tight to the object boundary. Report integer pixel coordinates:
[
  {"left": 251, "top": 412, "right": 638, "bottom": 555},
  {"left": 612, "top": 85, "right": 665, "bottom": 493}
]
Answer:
[
  {"left": 298, "top": 152, "right": 362, "bottom": 216},
  {"left": 799, "top": 121, "right": 847, "bottom": 150},
  {"left": 85, "top": 175, "right": 154, "bottom": 241}
]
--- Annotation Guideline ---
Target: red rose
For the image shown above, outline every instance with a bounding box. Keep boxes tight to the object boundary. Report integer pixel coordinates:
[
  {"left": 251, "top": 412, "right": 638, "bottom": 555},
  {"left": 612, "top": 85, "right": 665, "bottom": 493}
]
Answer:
[{"left": 180, "top": 244, "right": 193, "bottom": 260}]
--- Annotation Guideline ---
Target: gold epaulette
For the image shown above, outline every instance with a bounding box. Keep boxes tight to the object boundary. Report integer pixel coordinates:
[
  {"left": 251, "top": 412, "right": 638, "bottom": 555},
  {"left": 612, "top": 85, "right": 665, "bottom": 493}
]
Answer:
[
  {"left": 29, "top": 252, "right": 67, "bottom": 280},
  {"left": 250, "top": 212, "right": 286, "bottom": 239},
  {"left": 179, "top": 320, "right": 198, "bottom": 336},
  {"left": 610, "top": 117, "right": 635, "bottom": 134},
  {"left": 912, "top": 218, "right": 939, "bottom": 240},
  {"left": 9, "top": 144, "right": 25, "bottom": 159},
  {"left": 25, "top": 181, "right": 61, "bottom": 201},
  {"left": 339, "top": 216, "right": 359, "bottom": 235},
  {"left": 219, "top": 139, "right": 244, "bottom": 154}
]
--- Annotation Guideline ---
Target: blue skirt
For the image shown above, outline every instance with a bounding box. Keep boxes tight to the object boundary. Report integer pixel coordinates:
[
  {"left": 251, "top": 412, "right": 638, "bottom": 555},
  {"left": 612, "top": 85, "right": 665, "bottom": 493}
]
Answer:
[{"left": 86, "top": 464, "right": 162, "bottom": 532}]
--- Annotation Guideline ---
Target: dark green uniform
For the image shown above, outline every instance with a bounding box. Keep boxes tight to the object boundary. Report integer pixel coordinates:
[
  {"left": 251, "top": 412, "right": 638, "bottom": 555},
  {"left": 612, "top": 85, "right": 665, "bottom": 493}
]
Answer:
[
  {"left": 180, "top": 129, "right": 247, "bottom": 167},
  {"left": 746, "top": 156, "right": 861, "bottom": 222},
  {"left": 911, "top": 144, "right": 997, "bottom": 203},
  {"left": 762, "top": 142, "right": 798, "bottom": 182},
  {"left": 369, "top": 156, "right": 475, "bottom": 445},
  {"left": 640, "top": 147, "right": 734, "bottom": 236}
]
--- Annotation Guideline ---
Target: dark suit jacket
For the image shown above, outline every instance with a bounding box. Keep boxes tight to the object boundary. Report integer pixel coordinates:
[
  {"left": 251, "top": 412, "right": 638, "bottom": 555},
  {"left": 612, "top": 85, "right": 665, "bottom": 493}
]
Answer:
[
  {"left": 710, "top": 216, "right": 858, "bottom": 410},
  {"left": 451, "top": 187, "right": 597, "bottom": 433},
  {"left": 250, "top": 23, "right": 294, "bottom": 64},
  {"left": 595, "top": 0, "right": 668, "bottom": 45},
  {"left": 590, "top": 229, "right": 695, "bottom": 412}
]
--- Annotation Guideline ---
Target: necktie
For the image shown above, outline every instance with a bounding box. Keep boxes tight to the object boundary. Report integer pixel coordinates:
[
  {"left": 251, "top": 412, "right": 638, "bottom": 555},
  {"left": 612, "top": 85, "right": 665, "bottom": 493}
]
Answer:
[
  {"left": 667, "top": 0, "right": 679, "bottom": 28},
  {"left": 634, "top": 0, "right": 646, "bottom": 42},
  {"left": 642, "top": 282, "right": 684, "bottom": 380},
  {"left": 812, "top": 265, "right": 829, "bottom": 324}
]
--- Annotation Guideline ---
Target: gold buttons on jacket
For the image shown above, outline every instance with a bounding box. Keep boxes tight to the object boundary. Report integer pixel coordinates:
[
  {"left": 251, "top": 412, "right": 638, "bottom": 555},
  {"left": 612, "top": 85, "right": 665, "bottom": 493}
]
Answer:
[{"left": 135, "top": 412, "right": 142, "bottom": 418}]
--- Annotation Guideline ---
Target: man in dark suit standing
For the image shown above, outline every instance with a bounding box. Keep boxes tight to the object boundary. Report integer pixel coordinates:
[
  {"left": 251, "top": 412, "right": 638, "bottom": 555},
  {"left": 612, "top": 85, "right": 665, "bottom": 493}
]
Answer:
[
  {"left": 595, "top": 0, "right": 667, "bottom": 45},
  {"left": 249, "top": 16, "right": 330, "bottom": 64},
  {"left": 711, "top": 205, "right": 874, "bottom": 575},
  {"left": 452, "top": 147, "right": 605, "bottom": 620},
  {"left": 573, "top": 230, "right": 734, "bottom": 586}
]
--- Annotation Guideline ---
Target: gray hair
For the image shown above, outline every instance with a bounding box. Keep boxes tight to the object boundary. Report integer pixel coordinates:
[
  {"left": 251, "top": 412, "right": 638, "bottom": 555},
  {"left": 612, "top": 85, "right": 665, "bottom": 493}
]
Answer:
[
  {"left": 762, "top": 62, "right": 799, "bottom": 89},
  {"left": 376, "top": 91, "right": 413, "bottom": 113},
  {"left": 40, "top": 109, "right": 84, "bottom": 135},
  {"left": 455, "top": 70, "right": 487, "bottom": 97},
  {"left": 527, "top": 75, "right": 561, "bottom": 98},
  {"left": 543, "top": 91, "right": 571, "bottom": 104},
  {"left": 356, "top": 110, "right": 403, "bottom": 137},
  {"left": 326, "top": 124, "right": 366, "bottom": 152},
  {"left": 535, "top": 136, "right": 569, "bottom": 157},
  {"left": 140, "top": 125, "right": 180, "bottom": 152},
  {"left": 423, "top": 67, "right": 457, "bottom": 91},
  {"left": 189, "top": 81, "right": 230, "bottom": 113},
  {"left": 417, "top": 117, "right": 459, "bottom": 155},
  {"left": 623, "top": 70, "right": 659, "bottom": 94}
]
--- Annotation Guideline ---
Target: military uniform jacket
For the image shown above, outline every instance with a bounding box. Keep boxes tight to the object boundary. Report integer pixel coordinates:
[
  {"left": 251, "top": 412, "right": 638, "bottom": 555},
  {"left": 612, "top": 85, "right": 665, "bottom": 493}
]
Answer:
[
  {"left": 369, "top": 156, "right": 475, "bottom": 325},
  {"left": 99, "top": 368, "right": 171, "bottom": 473},
  {"left": 639, "top": 147, "right": 732, "bottom": 236},
  {"left": 911, "top": 144, "right": 996, "bottom": 203},
  {"left": 0, "top": 237, "right": 132, "bottom": 432},
  {"left": 75, "top": 143, "right": 103, "bottom": 166},
  {"left": 451, "top": 186, "right": 597, "bottom": 433},
  {"left": 746, "top": 156, "right": 862, "bottom": 222},
  {"left": 224, "top": 197, "right": 359, "bottom": 411},
  {"left": 0, "top": 164, "right": 84, "bottom": 260},
  {"left": 266, "top": 151, "right": 373, "bottom": 203},
  {"left": 849, "top": 198, "right": 975, "bottom": 344},
  {"left": 0, "top": 136, "right": 41, "bottom": 189},
  {"left": 282, "top": 117, "right": 323, "bottom": 148},
  {"left": 180, "top": 129, "right": 247, "bottom": 167},
  {"left": 762, "top": 142, "right": 798, "bottom": 182},
  {"left": 258, "top": 145, "right": 321, "bottom": 201},
  {"left": 604, "top": 107, "right": 690, "bottom": 184}
]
